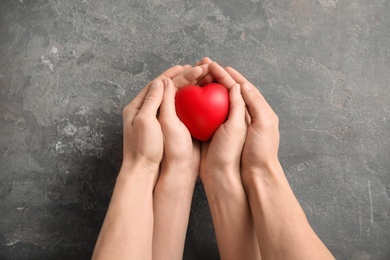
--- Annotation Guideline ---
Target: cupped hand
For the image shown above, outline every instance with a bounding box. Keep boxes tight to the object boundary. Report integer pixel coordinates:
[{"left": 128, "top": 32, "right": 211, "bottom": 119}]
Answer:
[
  {"left": 121, "top": 65, "right": 188, "bottom": 175},
  {"left": 157, "top": 62, "right": 211, "bottom": 176},
  {"left": 199, "top": 61, "right": 247, "bottom": 181},
  {"left": 225, "top": 66, "right": 280, "bottom": 172},
  {"left": 196, "top": 60, "right": 261, "bottom": 260},
  {"left": 159, "top": 77, "right": 200, "bottom": 177}
]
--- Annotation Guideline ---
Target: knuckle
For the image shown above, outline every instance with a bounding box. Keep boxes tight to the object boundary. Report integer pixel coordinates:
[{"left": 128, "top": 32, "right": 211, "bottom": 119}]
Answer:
[
  {"left": 133, "top": 114, "right": 149, "bottom": 128},
  {"left": 122, "top": 105, "right": 131, "bottom": 117},
  {"left": 144, "top": 92, "right": 158, "bottom": 103}
]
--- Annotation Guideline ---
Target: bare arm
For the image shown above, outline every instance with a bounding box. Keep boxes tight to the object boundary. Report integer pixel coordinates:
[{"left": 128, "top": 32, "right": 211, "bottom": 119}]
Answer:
[
  {"left": 200, "top": 60, "right": 261, "bottom": 260},
  {"left": 152, "top": 70, "right": 207, "bottom": 259},
  {"left": 226, "top": 66, "right": 335, "bottom": 260},
  {"left": 243, "top": 163, "right": 333, "bottom": 260},
  {"left": 92, "top": 165, "right": 157, "bottom": 260},
  {"left": 92, "top": 66, "right": 186, "bottom": 260},
  {"left": 152, "top": 165, "right": 197, "bottom": 260}
]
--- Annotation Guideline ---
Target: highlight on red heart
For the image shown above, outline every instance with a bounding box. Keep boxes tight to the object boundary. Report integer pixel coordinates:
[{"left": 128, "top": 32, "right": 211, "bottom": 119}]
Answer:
[{"left": 175, "top": 83, "right": 229, "bottom": 141}]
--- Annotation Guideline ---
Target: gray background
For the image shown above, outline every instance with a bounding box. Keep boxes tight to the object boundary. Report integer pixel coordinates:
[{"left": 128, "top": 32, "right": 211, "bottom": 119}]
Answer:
[{"left": 1, "top": 0, "right": 389, "bottom": 259}]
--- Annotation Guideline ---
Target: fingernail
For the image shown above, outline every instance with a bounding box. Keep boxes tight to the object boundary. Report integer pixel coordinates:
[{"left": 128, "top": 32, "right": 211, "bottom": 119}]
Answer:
[{"left": 150, "top": 80, "right": 162, "bottom": 88}]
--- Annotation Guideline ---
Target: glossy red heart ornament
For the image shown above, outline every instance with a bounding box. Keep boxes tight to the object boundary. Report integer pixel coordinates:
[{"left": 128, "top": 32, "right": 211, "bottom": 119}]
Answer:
[{"left": 175, "top": 83, "right": 229, "bottom": 141}]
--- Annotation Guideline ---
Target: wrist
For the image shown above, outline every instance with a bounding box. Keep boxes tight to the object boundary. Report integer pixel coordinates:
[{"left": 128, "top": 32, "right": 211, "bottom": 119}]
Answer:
[
  {"left": 201, "top": 167, "right": 243, "bottom": 196},
  {"left": 201, "top": 170, "right": 248, "bottom": 216},
  {"left": 158, "top": 164, "right": 198, "bottom": 189},
  {"left": 241, "top": 161, "right": 300, "bottom": 213},
  {"left": 242, "top": 161, "right": 310, "bottom": 230},
  {"left": 121, "top": 158, "right": 159, "bottom": 174},
  {"left": 118, "top": 160, "right": 160, "bottom": 189},
  {"left": 241, "top": 160, "right": 285, "bottom": 190}
]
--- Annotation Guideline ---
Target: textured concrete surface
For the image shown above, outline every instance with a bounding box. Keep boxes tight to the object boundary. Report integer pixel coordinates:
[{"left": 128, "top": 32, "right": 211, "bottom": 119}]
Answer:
[{"left": 0, "top": 0, "right": 389, "bottom": 259}]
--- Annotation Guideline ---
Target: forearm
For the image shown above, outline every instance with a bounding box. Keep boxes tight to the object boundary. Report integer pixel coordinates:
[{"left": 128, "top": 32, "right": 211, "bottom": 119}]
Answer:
[
  {"left": 92, "top": 164, "right": 157, "bottom": 260},
  {"left": 202, "top": 169, "right": 261, "bottom": 260},
  {"left": 243, "top": 161, "right": 334, "bottom": 260},
  {"left": 152, "top": 166, "right": 197, "bottom": 260}
]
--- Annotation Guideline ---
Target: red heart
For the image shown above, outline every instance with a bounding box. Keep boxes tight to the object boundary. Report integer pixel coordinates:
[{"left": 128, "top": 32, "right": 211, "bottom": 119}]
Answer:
[{"left": 175, "top": 83, "right": 229, "bottom": 141}]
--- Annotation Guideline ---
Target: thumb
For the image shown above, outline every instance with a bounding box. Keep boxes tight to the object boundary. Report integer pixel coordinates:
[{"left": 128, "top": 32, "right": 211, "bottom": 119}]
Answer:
[
  {"left": 225, "top": 84, "right": 246, "bottom": 129},
  {"left": 159, "top": 78, "right": 177, "bottom": 120},
  {"left": 137, "top": 80, "right": 164, "bottom": 117}
]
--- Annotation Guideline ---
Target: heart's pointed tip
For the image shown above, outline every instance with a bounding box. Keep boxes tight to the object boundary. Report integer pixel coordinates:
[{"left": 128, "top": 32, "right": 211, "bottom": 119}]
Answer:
[{"left": 193, "top": 136, "right": 211, "bottom": 142}]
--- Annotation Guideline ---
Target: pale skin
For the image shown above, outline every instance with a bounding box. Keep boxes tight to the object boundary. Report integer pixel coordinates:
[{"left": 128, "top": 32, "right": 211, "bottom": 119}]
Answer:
[
  {"left": 198, "top": 58, "right": 261, "bottom": 260},
  {"left": 92, "top": 58, "right": 335, "bottom": 260},
  {"left": 92, "top": 64, "right": 209, "bottom": 260}
]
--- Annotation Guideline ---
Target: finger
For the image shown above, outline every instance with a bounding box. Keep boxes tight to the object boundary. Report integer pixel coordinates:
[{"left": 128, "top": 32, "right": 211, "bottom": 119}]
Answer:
[
  {"left": 198, "top": 63, "right": 210, "bottom": 79},
  {"left": 195, "top": 57, "right": 212, "bottom": 66},
  {"left": 201, "top": 57, "right": 213, "bottom": 65},
  {"left": 240, "top": 82, "right": 268, "bottom": 121},
  {"left": 137, "top": 80, "right": 164, "bottom": 117},
  {"left": 160, "top": 65, "right": 184, "bottom": 79},
  {"left": 127, "top": 65, "right": 184, "bottom": 115},
  {"left": 191, "top": 59, "right": 214, "bottom": 86},
  {"left": 172, "top": 66, "right": 203, "bottom": 88},
  {"left": 224, "top": 67, "right": 249, "bottom": 85},
  {"left": 209, "top": 62, "right": 236, "bottom": 89},
  {"left": 123, "top": 87, "right": 152, "bottom": 122},
  {"left": 245, "top": 109, "right": 251, "bottom": 125},
  {"left": 198, "top": 74, "right": 215, "bottom": 86},
  {"left": 183, "top": 64, "right": 192, "bottom": 70},
  {"left": 224, "top": 66, "right": 254, "bottom": 125},
  {"left": 226, "top": 84, "right": 246, "bottom": 126},
  {"left": 226, "top": 67, "right": 275, "bottom": 120},
  {"left": 159, "top": 78, "right": 177, "bottom": 120},
  {"left": 193, "top": 61, "right": 214, "bottom": 86},
  {"left": 225, "top": 66, "right": 265, "bottom": 100}
]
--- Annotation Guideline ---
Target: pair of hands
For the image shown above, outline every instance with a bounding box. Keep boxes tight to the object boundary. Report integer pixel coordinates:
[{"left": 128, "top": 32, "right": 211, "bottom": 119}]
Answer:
[
  {"left": 94, "top": 58, "right": 335, "bottom": 260},
  {"left": 122, "top": 57, "right": 280, "bottom": 185}
]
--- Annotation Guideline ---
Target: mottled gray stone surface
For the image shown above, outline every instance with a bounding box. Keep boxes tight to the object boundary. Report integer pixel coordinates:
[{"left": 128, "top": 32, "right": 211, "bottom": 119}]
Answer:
[{"left": 0, "top": 0, "right": 389, "bottom": 259}]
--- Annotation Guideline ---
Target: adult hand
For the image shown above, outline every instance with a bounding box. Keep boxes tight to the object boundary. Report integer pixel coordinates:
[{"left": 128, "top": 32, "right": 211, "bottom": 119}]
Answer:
[
  {"left": 121, "top": 65, "right": 188, "bottom": 180},
  {"left": 158, "top": 63, "right": 210, "bottom": 175},
  {"left": 159, "top": 77, "right": 200, "bottom": 177},
  {"left": 225, "top": 67, "right": 335, "bottom": 260},
  {"left": 93, "top": 65, "right": 190, "bottom": 260},
  {"left": 224, "top": 67, "right": 280, "bottom": 173},
  {"left": 152, "top": 64, "right": 210, "bottom": 260},
  {"left": 200, "top": 62, "right": 247, "bottom": 178},
  {"left": 199, "top": 60, "right": 261, "bottom": 260}
]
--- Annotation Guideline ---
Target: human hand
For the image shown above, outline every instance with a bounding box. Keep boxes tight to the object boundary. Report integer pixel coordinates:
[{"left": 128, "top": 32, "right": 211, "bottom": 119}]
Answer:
[
  {"left": 225, "top": 67, "right": 280, "bottom": 174},
  {"left": 199, "top": 60, "right": 247, "bottom": 184},
  {"left": 158, "top": 63, "right": 210, "bottom": 176},
  {"left": 197, "top": 59, "right": 261, "bottom": 260},
  {"left": 156, "top": 64, "right": 209, "bottom": 174},
  {"left": 121, "top": 65, "right": 187, "bottom": 178},
  {"left": 152, "top": 65, "right": 211, "bottom": 260},
  {"left": 224, "top": 67, "right": 336, "bottom": 260},
  {"left": 94, "top": 65, "right": 193, "bottom": 260}
]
